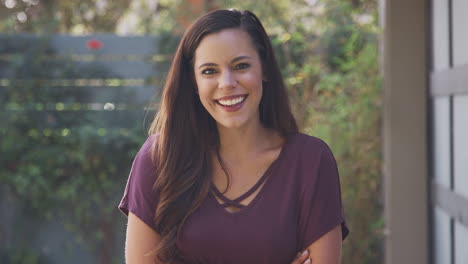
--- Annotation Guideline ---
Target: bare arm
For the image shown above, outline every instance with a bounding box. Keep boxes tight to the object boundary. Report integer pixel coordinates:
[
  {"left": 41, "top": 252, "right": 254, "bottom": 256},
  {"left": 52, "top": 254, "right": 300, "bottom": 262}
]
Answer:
[
  {"left": 125, "top": 212, "right": 162, "bottom": 264},
  {"left": 291, "top": 224, "right": 343, "bottom": 264}
]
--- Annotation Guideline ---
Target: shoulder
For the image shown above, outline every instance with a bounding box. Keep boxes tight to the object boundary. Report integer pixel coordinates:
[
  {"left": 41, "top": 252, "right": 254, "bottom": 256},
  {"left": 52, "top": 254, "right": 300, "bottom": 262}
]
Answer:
[
  {"left": 138, "top": 133, "right": 159, "bottom": 155},
  {"left": 119, "top": 134, "right": 161, "bottom": 230},
  {"left": 287, "top": 132, "right": 334, "bottom": 160},
  {"left": 128, "top": 134, "right": 160, "bottom": 185},
  {"left": 133, "top": 134, "right": 159, "bottom": 165},
  {"left": 284, "top": 133, "right": 338, "bottom": 184}
]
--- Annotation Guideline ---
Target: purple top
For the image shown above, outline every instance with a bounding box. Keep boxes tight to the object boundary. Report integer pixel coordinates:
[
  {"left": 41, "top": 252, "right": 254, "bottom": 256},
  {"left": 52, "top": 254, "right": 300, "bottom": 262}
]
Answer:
[{"left": 119, "top": 133, "right": 349, "bottom": 264}]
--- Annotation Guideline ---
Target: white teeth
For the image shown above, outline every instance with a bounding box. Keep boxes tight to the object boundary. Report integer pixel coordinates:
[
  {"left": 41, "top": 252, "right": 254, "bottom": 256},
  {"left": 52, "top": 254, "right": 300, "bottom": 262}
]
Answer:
[{"left": 218, "top": 96, "right": 245, "bottom": 106}]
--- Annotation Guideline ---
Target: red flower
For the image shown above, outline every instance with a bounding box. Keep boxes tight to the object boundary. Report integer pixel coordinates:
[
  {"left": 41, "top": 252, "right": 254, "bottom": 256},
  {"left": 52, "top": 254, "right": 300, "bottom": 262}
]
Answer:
[{"left": 87, "top": 39, "right": 103, "bottom": 50}]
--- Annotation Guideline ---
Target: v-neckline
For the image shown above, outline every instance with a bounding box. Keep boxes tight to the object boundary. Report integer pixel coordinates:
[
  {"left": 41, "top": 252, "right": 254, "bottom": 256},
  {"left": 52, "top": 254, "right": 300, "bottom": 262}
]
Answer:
[{"left": 209, "top": 133, "right": 293, "bottom": 215}]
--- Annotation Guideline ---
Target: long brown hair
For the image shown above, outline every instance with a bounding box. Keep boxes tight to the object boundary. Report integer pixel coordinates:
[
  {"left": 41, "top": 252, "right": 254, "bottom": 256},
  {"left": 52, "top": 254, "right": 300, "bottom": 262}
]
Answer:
[{"left": 148, "top": 9, "right": 298, "bottom": 262}]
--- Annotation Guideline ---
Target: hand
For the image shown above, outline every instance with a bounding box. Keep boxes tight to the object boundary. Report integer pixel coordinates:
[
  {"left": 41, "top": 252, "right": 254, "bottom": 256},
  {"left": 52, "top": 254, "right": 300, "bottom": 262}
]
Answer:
[{"left": 291, "top": 250, "right": 311, "bottom": 264}]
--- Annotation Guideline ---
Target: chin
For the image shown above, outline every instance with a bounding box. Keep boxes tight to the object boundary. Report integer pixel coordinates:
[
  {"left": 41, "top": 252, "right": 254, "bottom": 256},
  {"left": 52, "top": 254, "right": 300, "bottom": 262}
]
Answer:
[
  {"left": 216, "top": 119, "right": 248, "bottom": 130},
  {"left": 217, "top": 122, "right": 244, "bottom": 130}
]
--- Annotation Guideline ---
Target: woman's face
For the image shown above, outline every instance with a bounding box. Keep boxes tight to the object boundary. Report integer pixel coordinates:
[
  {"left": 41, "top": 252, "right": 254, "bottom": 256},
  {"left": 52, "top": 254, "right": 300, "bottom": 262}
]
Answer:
[{"left": 193, "top": 28, "right": 264, "bottom": 130}]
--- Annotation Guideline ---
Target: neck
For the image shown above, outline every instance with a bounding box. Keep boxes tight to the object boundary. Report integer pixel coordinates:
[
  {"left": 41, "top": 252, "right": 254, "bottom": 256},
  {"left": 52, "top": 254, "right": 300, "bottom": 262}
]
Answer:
[{"left": 216, "top": 121, "right": 279, "bottom": 162}]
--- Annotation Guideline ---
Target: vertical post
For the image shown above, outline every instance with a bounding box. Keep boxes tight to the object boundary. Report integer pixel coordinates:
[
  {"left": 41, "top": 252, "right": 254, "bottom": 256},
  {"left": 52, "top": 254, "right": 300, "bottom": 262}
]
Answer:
[{"left": 380, "top": 0, "right": 429, "bottom": 263}]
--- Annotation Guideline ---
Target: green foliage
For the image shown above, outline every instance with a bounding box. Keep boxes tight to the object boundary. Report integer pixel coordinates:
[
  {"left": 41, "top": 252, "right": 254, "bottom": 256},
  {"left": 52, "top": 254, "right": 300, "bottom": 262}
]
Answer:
[
  {"left": 0, "top": 246, "right": 49, "bottom": 264},
  {"left": 0, "top": 0, "right": 131, "bottom": 33},
  {"left": 0, "top": 36, "right": 148, "bottom": 263},
  {"left": 307, "top": 42, "right": 383, "bottom": 263}
]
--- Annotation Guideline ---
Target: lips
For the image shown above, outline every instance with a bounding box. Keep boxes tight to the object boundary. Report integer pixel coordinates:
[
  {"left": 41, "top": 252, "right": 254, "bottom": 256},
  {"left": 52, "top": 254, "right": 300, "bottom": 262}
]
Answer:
[
  {"left": 215, "top": 94, "right": 248, "bottom": 112},
  {"left": 216, "top": 95, "right": 247, "bottom": 106}
]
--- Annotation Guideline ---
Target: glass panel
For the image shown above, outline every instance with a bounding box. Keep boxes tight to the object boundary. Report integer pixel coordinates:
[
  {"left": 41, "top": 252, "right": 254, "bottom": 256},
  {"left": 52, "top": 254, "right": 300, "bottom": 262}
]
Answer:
[
  {"left": 453, "top": 0, "right": 468, "bottom": 66},
  {"left": 433, "top": 97, "right": 451, "bottom": 188},
  {"left": 455, "top": 222, "right": 468, "bottom": 264},
  {"left": 454, "top": 95, "right": 468, "bottom": 197},
  {"left": 434, "top": 207, "right": 452, "bottom": 264},
  {"left": 432, "top": 0, "right": 450, "bottom": 71}
]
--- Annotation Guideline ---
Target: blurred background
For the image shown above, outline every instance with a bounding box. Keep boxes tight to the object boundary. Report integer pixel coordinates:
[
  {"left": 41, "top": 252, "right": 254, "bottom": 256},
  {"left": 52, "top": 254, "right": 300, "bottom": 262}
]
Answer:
[{"left": 2, "top": 0, "right": 465, "bottom": 264}]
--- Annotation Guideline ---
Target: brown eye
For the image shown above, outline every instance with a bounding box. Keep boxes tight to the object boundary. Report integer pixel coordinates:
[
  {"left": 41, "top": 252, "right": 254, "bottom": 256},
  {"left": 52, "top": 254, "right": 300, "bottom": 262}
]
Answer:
[
  {"left": 201, "top": 68, "right": 217, "bottom": 75},
  {"left": 235, "top": 63, "right": 250, "bottom": 70}
]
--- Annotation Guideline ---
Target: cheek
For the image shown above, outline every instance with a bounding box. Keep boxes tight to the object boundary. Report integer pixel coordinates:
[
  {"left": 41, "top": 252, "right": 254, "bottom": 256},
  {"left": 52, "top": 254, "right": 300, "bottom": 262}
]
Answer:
[
  {"left": 198, "top": 91, "right": 210, "bottom": 104},
  {"left": 244, "top": 74, "right": 263, "bottom": 93},
  {"left": 196, "top": 82, "right": 215, "bottom": 106},
  {"left": 243, "top": 67, "right": 263, "bottom": 85}
]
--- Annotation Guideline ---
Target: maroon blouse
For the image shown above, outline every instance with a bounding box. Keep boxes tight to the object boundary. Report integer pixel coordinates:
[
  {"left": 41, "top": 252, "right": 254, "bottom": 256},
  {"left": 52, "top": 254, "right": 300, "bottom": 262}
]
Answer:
[{"left": 119, "top": 133, "right": 349, "bottom": 264}]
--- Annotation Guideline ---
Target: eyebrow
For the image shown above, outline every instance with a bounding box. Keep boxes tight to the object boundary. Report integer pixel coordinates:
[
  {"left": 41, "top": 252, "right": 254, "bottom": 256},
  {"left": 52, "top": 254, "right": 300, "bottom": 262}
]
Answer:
[{"left": 198, "top": 55, "right": 253, "bottom": 69}]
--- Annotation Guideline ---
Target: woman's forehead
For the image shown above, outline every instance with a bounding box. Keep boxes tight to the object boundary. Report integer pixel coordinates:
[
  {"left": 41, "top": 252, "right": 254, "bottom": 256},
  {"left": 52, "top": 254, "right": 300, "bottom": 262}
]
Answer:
[{"left": 194, "top": 28, "right": 259, "bottom": 65}]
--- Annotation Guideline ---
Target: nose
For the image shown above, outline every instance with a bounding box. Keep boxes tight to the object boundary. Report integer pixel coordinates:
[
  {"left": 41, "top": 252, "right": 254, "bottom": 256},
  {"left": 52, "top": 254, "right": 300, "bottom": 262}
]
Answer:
[{"left": 218, "top": 70, "right": 237, "bottom": 90}]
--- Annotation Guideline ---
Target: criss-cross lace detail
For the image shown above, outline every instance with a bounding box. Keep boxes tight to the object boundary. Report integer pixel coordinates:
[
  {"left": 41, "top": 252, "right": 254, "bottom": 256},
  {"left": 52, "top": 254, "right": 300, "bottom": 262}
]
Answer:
[
  {"left": 209, "top": 134, "right": 292, "bottom": 214},
  {"left": 211, "top": 169, "right": 272, "bottom": 209}
]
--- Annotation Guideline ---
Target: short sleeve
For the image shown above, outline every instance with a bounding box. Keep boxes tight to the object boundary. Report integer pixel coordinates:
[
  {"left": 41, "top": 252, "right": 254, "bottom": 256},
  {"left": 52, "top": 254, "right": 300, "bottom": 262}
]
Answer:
[
  {"left": 118, "top": 135, "right": 160, "bottom": 232},
  {"left": 297, "top": 140, "right": 349, "bottom": 249}
]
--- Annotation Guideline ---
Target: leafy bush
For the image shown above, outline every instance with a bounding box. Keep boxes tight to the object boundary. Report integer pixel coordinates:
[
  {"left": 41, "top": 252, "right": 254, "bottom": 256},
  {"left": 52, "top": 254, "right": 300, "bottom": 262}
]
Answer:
[{"left": 0, "top": 36, "right": 149, "bottom": 263}]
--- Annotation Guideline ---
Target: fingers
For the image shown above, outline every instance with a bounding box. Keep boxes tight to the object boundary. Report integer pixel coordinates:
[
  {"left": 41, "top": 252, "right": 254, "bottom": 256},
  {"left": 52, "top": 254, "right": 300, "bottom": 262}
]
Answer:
[{"left": 291, "top": 250, "right": 311, "bottom": 264}]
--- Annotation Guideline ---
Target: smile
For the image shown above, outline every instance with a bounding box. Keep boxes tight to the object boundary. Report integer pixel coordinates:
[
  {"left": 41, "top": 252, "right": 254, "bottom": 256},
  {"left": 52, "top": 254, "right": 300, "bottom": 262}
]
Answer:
[{"left": 216, "top": 95, "right": 247, "bottom": 106}]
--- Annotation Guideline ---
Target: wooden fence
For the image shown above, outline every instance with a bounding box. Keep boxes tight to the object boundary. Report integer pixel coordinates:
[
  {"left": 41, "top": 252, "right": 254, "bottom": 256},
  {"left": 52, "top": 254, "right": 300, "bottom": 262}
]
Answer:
[
  {"left": 0, "top": 34, "right": 167, "bottom": 135},
  {"left": 0, "top": 34, "right": 168, "bottom": 264}
]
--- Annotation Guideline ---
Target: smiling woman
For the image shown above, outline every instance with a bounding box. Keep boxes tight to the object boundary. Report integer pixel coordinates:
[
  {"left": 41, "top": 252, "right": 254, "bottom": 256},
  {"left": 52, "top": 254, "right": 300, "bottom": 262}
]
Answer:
[
  {"left": 194, "top": 28, "right": 263, "bottom": 129},
  {"left": 119, "top": 9, "right": 349, "bottom": 264}
]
